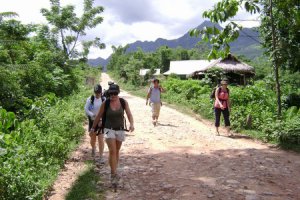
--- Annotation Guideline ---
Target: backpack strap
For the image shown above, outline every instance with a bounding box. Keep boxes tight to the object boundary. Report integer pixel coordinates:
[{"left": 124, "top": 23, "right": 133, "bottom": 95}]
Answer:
[
  {"left": 119, "top": 98, "right": 128, "bottom": 131},
  {"left": 218, "top": 87, "right": 229, "bottom": 94},
  {"left": 101, "top": 99, "right": 110, "bottom": 131},
  {"left": 120, "top": 98, "right": 126, "bottom": 110},
  {"left": 101, "top": 96, "right": 106, "bottom": 102},
  {"left": 101, "top": 98, "right": 128, "bottom": 131},
  {"left": 90, "top": 95, "right": 95, "bottom": 105}
]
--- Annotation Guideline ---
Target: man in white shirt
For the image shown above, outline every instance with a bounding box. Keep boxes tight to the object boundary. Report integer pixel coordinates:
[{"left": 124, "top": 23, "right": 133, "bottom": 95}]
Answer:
[{"left": 84, "top": 84, "right": 105, "bottom": 163}]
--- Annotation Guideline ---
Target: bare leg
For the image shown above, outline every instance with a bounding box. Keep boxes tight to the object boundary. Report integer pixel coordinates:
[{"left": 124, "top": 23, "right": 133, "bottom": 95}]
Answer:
[
  {"left": 90, "top": 133, "right": 96, "bottom": 156},
  {"left": 116, "top": 140, "right": 122, "bottom": 165},
  {"left": 98, "top": 134, "right": 104, "bottom": 157},
  {"left": 226, "top": 126, "right": 232, "bottom": 136},
  {"left": 215, "top": 127, "right": 220, "bottom": 136},
  {"left": 152, "top": 115, "right": 156, "bottom": 125},
  {"left": 106, "top": 139, "right": 118, "bottom": 175}
]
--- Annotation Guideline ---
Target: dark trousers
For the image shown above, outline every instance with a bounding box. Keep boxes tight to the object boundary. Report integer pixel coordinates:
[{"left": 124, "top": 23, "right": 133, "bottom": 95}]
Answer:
[
  {"left": 214, "top": 108, "right": 230, "bottom": 127},
  {"left": 88, "top": 116, "right": 94, "bottom": 131},
  {"left": 88, "top": 116, "right": 103, "bottom": 134}
]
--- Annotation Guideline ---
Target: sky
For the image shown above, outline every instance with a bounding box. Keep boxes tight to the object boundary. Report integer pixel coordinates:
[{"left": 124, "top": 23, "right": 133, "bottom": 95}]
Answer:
[{"left": 0, "top": 0, "right": 260, "bottom": 59}]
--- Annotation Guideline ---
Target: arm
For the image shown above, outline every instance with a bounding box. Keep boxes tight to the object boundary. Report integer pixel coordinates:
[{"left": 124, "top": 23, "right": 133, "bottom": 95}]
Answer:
[
  {"left": 160, "top": 86, "right": 165, "bottom": 93},
  {"left": 146, "top": 88, "right": 151, "bottom": 105},
  {"left": 90, "top": 101, "right": 105, "bottom": 132},
  {"left": 124, "top": 100, "right": 134, "bottom": 132},
  {"left": 84, "top": 98, "right": 94, "bottom": 117},
  {"left": 215, "top": 88, "right": 224, "bottom": 109}
]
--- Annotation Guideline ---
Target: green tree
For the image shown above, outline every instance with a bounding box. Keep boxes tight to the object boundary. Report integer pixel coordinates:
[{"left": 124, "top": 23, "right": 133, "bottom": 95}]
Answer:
[
  {"left": 81, "top": 37, "right": 106, "bottom": 59},
  {"left": 107, "top": 45, "right": 129, "bottom": 72},
  {"left": 0, "top": 19, "right": 33, "bottom": 64},
  {"left": 0, "top": 12, "right": 18, "bottom": 23},
  {"left": 174, "top": 47, "right": 190, "bottom": 60},
  {"left": 41, "top": 0, "right": 105, "bottom": 59},
  {"left": 190, "top": 0, "right": 300, "bottom": 117},
  {"left": 158, "top": 46, "right": 172, "bottom": 73}
]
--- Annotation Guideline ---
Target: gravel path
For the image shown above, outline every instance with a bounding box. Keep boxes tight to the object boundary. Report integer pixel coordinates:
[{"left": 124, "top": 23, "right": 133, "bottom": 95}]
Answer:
[{"left": 48, "top": 73, "right": 300, "bottom": 200}]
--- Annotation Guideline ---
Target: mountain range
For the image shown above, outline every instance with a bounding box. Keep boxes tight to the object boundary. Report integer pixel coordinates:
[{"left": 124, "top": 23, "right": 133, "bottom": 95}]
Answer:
[{"left": 88, "top": 21, "right": 262, "bottom": 68}]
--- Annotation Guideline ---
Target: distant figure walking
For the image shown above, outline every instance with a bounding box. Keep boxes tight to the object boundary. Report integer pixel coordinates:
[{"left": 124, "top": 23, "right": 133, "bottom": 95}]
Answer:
[
  {"left": 91, "top": 84, "right": 134, "bottom": 187},
  {"left": 84, "top": 84, "right": 106, "bottom": 163},
  {"left": 214, "top": 80, "right": 231, "bottom": 136},
  {"left": 146, "top": 78, "right": 165, "bottom": 126}
]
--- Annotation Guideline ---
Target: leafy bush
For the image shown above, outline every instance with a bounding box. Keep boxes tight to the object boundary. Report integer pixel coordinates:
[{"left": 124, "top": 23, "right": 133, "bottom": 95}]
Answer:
[
  {"left": 161, "top": 78, "right": 300, "bottom": 145},
  {"left": 0, "top": 88, "right": 89, "bottom": 200}
]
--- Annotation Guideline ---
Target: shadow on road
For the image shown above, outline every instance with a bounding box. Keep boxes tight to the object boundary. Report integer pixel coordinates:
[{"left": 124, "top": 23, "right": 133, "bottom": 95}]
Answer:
[{"left": 116, "top": 147, "right": 300, "bottom": 200}]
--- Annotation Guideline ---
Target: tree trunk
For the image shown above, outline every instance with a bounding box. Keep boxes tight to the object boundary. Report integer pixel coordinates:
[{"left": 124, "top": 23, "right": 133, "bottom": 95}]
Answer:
[
  {"left": 60, "top": 29, "right": 68, "bottom": 58},
  {"left": 270, "top": 0, "right": 282, "bottom": 117}
]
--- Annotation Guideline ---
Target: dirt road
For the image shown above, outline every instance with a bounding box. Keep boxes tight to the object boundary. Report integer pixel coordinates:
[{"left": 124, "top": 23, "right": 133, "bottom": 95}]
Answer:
[{"left": 49, "top": 73, "right": 300, "bottom": 200}]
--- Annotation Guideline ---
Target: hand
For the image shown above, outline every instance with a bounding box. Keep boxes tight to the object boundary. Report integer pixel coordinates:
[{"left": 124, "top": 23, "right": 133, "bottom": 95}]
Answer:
[
  {"left": 220, "top": 105, "right": 225, "bottom": 110},
  {"left": 90, "top": 114, "right": 96, "bottom": 120},
  {"left": 89, "top": 128, "right": 95, "bottom": 136},
  {"left": 129, "top": 125, "right": 135, "bottom": 132},
  {"left": 97, "top": 119, "right": 102, "bottom": 127}
]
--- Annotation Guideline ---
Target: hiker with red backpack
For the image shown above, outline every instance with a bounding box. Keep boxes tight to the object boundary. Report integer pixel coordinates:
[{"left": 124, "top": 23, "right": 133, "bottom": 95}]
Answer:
[
  {"left": 146, "top": 78, "right": 165, "bottom": 126},
  {"left": 90, "top": 84, "right": 134, "bottom": 188},
  {"left": 213, "top": 80, "right": 232, "bottom": 136},
  {"left": 84, "top": 84, "right": 106, "bottom": 163}
]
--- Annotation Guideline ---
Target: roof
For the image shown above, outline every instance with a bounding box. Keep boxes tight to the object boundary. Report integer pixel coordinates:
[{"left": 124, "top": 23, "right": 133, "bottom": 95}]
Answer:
[
  {"left": 164, "top": 60, "right": 216, "bottom": 75},
  {"left": 195, "top": 54, "right": 255, "bottom": 74},
  {"left": 139, "top": 68, "right": 161, "bottom": 76}
]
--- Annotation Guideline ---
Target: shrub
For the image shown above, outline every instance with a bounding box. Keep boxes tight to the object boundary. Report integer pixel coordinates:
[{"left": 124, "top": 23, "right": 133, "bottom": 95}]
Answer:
[
  {"left": 161, "top": 78, "right": 299, "bottom": 145},
  {"left": 0, "top": 88, "right": 89, "bottom": 200}
]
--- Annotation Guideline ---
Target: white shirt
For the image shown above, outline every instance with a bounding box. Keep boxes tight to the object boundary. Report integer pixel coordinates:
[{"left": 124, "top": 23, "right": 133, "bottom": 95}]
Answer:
[
  {"left": 149, "top": 87, "right": 161, "bottom": 103},
  {"left": 84, "top": 96, "right": 103, "bottom": 120}
]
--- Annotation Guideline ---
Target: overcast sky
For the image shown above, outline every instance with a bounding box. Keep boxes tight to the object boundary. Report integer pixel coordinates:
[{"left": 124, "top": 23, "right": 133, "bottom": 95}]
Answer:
[{"left": 0, "top": 0, "right": 259, "bottom": 59}]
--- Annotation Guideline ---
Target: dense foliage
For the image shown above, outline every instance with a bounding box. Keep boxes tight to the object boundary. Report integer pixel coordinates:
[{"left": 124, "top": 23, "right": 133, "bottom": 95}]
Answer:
[
  {"left": 190, "top": 0, "right": 300, "bottom": 117},
  {"left": 162, "top": 78, "right": 300, "bottom": 145},
  {"left": 0, "top": 89, "right": 89, "bottom": 199},
  {"left": 108, "top": 36, "right": 300, "bottom": 148},
  {"left": 107, "top": 44, "right": 210, "bottom": 84},
  {"left": 0, "top": 0, "right": 104, "bottom": 199}
]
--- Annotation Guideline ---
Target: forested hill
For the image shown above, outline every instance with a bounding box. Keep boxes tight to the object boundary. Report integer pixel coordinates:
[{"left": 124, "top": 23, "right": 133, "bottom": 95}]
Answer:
[
  {"left": 88, "top": 57, "right": 109, "bottom": 67},
  {"left": 89, "top": 20, "right": 262, "bottom": 67}
]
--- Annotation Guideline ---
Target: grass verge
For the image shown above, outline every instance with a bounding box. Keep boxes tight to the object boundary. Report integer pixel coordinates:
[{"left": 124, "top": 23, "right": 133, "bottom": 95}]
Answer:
[{"left": 65, "top": 161, "right": 104, "bottom": 200}]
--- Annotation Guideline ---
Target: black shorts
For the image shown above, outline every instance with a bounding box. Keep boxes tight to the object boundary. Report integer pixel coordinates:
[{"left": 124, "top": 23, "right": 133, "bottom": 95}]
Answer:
[{"left": 88, "top": 116, "right": 103, "bottom": 135}]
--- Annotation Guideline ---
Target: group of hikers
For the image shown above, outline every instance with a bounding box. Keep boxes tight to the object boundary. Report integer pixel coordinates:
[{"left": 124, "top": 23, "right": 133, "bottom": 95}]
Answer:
[{"left": 84, "top": 78, "right": 231, "bottom": 187}]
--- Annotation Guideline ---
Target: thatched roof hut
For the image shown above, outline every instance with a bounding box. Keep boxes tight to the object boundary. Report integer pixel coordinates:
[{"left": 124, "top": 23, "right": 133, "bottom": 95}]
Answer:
[
  {"left": 191, "top": 54, "right": 255, "bottom": 85},
  {"left": 193, "top": 54, "right": 255, "bottom": 75}
]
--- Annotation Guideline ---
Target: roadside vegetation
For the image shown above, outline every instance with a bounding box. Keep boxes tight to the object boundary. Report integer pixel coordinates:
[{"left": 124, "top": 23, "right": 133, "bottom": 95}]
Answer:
[
  {"left": 108, "top": 40, "right": 300, "bottom": 152},
  {"left": 0, "top": 0, "right": 104, "bottom": 199}
]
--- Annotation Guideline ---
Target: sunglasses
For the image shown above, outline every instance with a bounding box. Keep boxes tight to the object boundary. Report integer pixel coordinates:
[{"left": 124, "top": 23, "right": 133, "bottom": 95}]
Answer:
[{"left": 109, "top": 92, "right": 119, "bottom": 96}]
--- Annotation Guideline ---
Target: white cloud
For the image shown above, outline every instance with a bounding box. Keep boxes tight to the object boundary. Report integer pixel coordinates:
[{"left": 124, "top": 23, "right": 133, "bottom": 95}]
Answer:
[{"left": 0, "top": 0, "right": 260, "bottom": 59}]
